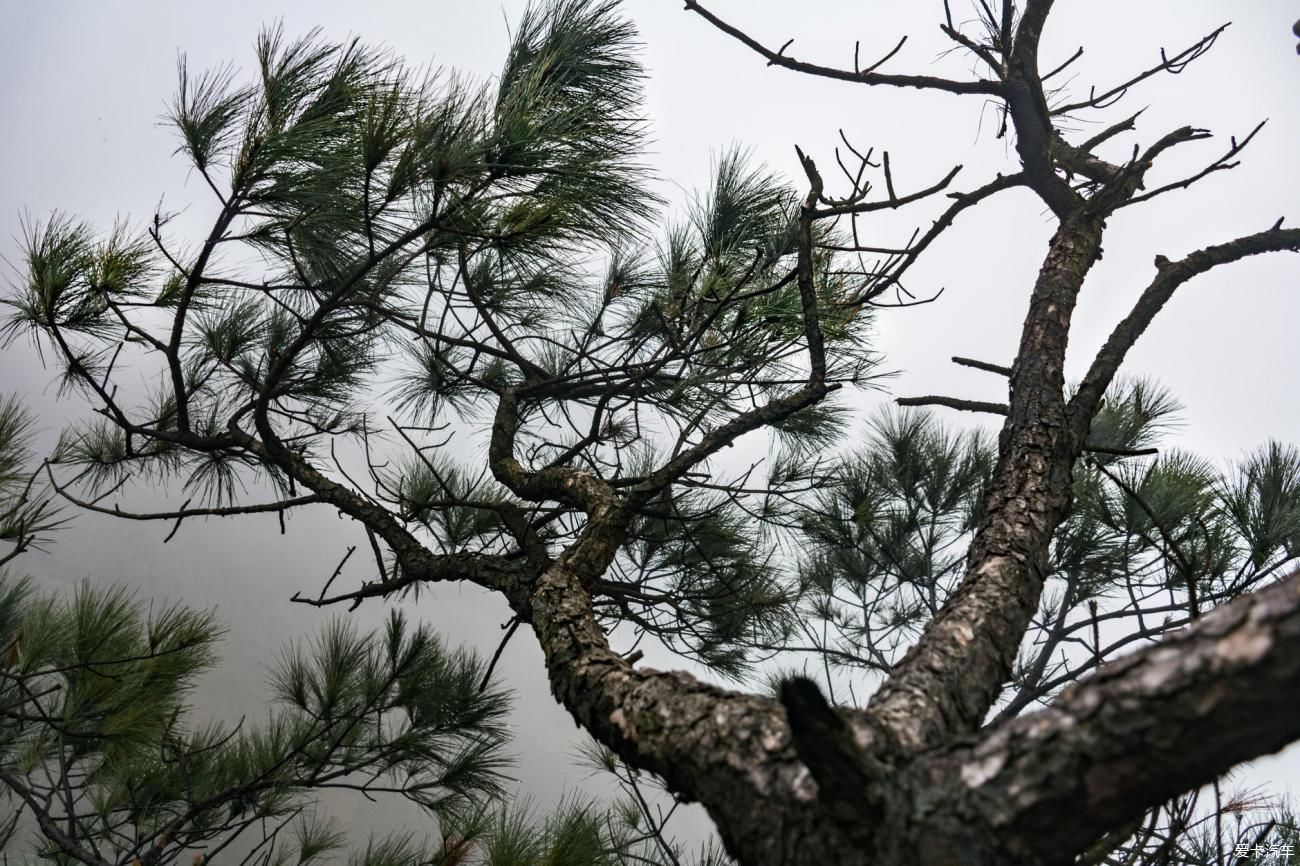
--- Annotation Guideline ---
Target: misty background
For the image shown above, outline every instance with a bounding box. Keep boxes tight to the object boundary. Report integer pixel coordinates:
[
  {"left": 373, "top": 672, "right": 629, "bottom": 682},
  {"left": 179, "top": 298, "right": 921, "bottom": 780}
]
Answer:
[{"left": 1, "top": 0, "right": 1297, "bottom": 846}]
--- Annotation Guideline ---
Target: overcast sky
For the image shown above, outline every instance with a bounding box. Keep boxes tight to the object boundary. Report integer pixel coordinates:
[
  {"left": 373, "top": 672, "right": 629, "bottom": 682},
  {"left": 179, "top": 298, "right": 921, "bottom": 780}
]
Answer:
[{"left": 2, "top": 0, "right": 1297, "bottom": 849}]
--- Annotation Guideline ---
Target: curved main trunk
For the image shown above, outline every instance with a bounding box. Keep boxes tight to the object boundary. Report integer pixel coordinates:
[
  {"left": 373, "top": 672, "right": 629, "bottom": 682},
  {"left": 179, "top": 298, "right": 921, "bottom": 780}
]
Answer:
[{"left": 516, "top": 217, "right": 1118, "bottom": 864}]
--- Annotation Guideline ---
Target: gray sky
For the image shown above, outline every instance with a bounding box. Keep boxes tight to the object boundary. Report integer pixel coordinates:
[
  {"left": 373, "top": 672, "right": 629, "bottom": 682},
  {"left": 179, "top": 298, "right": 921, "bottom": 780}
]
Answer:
[{"left": 2, "top": 0, "right": 1297, "bottom": 848}]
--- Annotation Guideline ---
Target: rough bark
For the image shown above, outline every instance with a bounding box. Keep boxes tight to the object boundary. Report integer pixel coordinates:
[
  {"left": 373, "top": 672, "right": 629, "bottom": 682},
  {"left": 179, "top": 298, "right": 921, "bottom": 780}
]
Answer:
[
  {"left": 33, "top": 4, "right": 1300, "bottom": 864},
  {"left": 586, "top": 7, "right": 1300, "bottom": 862},
  {"left": 905, "top": 569, "right": 1300, "bottom": 866},
  {"left": 519, "top": 557, "right": 869, "bottom": 862},
  {"left": 278, "top": 13, "right": 1300, "bottom": 862},
  {"left": 868, "top": 215, "right": 1104, "bottom": 750},
  {"left": 247, "top": 12, "right": 1300, "bottom": 862}
]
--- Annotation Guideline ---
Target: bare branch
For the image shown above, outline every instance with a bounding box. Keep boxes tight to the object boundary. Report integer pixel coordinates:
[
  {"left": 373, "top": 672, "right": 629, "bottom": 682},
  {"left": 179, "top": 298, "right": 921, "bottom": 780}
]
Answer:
[
  {"left": 951, "top": 356, "right": 1012, "bottom": 376},
  {"left": 1121, "top": 120, "right": 1266, "bottom": 209},
  {"left": 1081, "top": 444, "right": 1158, "bottom": 458},
  {"left": 940, "top": 1, "right": 1003, "bottom": 75},
  {"left": 479, "top": 617, "right": 522, "bottom": 693},
  {"left": 1005, "top": 0, "right": 1082, "bottom": 217},
  {"left": 1070, "top": 225, "right": 1300, "bottom": 433},
  {"left": 855, "top": 172, "right": 1026, "bottom": 304},
  {"left": 683, "top": 1, "right": 1002, "bottom": 95},
  {"left": 1052, "top": 25, "right": 1229, "bottom": 116},
  {"left": 289, "top": 550, "right": 531, "bottom": 610},
  {"left": 896, "top": 395, "right": 1009, "bottom": 415},
  {"left": 1041, "top": 46, "right": 1084, "bottom": 82},
  {"left": 812, "top": 164, "right": 962, "bottom": 219}
]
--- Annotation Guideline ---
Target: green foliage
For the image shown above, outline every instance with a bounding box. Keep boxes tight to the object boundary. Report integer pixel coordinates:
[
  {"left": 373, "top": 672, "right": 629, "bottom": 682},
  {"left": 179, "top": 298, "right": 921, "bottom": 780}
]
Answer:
[
  {"left": 0, "top": 575, "right": 719, "bottom": 865},
  {"left": 0, "top": 577, "right": 514, "bottom": 865},
  {"left": 798, "top": 409, "right": 990, "bottom": 667},
  {"left": 1220, "top": 441, "right": 1300, "bottom": 570},
  {"left": 492, "top": 0, "right": 651, "bottom": 253},
  {"left": 386, "top": 454, "right": 512, "bottom": 552},
  {"left": 617, "top": 487, "right": 797, "bottom": 678},
  {"left": 472, "top": 795, "right": 619, "bottom": 866},
  {"left": 0, "top": 395, "right": 63, "bottom": 564},
  {"left": 4, "top": 0, "right": 888, "bottom": 679},
  {"left": 797, "top": 381, "right": 1300, "bottom": 704},
  {"left": 771, "top": 399, "right": 851, "bottom": 464},
  {"left": 1083, "top": 377, "right": 1183, "bottom": 465},
  {"left": 392, "top": 341, "right": 486, "bottom": 421},
  {"left": 572, "top": 738, "right": 736, "bottom": 866},
  {"left": 693, "top": 150, "right": 796, "bottom": 267},
  {"left": 170, "top": 59, "right": 251, "bottom": 174}
]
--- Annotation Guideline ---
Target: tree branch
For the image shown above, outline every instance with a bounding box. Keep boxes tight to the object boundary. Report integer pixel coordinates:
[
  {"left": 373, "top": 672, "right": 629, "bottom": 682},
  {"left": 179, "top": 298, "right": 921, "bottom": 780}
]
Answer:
[
  {"left": 1120, "top": 120, "right": 1266, "bottom": 209},
  {"left": 896, "top": 395, "right": 1009, "bottom": 415},
  {"left": 1051, "top": 25, "right": 1228, "bottom": 117},
  {"left": 627, "top": 151, "right": 838, "bottom": 501},
  {"left": 1069, "top": 225, "right": 1300, "bottom": 434},
  {"left": 46, "top": 467, "right": 321, "bottom": 526},
  {"left": 288, "top": 550, "right": 530, "bottom": 610},
  {"left": 1005, "top": 0, "right": 1082, "bottom": 217},
  {"left": 856, "top": 172, "right": 1025, "bottom": 305},
  {"left": 682, "top": 1, "right": 1001, "bottom": 95},
  {"left": 0, "top": 769, "right": 113, "bottom": 866},
  {"left": 921, "top": 568, "right": 1300, "bottom": 864},
  {"left": 868, "top": 210, "right": 1107, "bottom": 750},
  {"left": 519, "top": 554, "right": 868, "bottom": 862},
  {"left": 952, "top": 356, "right": 1012, "bottom": 377}
]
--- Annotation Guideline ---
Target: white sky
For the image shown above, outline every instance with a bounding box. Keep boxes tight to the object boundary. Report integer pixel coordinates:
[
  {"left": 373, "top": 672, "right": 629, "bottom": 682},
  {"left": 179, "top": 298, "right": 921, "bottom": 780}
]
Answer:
[{"left": 2, "top": 0, "right": 1297, "bottom": 849}]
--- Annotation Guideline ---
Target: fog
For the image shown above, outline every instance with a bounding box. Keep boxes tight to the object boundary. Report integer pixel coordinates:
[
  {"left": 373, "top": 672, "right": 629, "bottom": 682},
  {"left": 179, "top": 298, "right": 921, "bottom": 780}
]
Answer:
[{"left": 2, "top": 0, "right": 1297, "bottom": 849}]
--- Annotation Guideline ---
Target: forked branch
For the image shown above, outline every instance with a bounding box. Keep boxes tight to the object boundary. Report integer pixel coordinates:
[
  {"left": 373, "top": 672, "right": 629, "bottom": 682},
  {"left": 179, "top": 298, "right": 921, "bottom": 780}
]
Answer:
[
  {"left": 926, "top": 569, "right": 1300, "bottom": 863},
  {"left": 683, "top": 1, "right": 1001, "bottom": 95}
]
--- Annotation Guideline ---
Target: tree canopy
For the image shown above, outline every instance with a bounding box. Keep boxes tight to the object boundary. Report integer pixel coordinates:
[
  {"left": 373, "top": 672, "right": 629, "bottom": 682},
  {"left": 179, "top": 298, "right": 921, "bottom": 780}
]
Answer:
[{"left": 3, "top": 1, "right": 1299, "bottom": 864}]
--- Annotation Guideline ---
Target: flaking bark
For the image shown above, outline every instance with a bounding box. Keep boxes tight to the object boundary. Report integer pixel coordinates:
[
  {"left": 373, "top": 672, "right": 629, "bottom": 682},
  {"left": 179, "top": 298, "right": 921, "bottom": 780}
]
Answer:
[{"left": 20, "top": 3, "right": 1300, "bottom": 864}]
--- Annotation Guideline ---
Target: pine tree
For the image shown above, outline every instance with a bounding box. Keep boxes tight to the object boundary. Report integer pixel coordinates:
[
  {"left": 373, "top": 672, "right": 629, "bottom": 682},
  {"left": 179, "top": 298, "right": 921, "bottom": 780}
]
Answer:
[
  {"left": 4, "top": 1, "right": 1300, "bottom": 863},
  {"left": 0, "top": 398, "right": 716, "bottom": 866}
]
